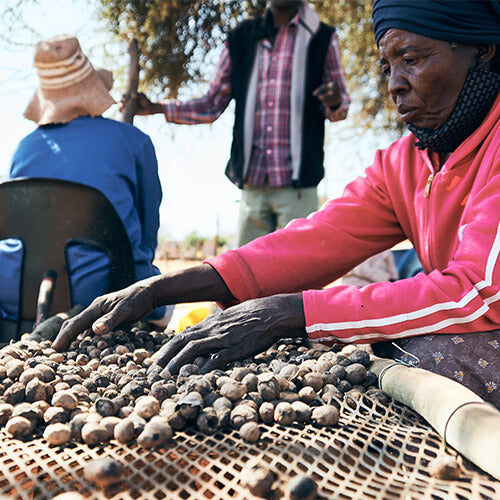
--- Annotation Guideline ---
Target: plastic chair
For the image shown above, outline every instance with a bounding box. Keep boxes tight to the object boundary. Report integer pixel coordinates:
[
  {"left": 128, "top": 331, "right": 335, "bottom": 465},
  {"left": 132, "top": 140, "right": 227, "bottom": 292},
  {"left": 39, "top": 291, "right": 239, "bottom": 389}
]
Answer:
[{"left": 0, "top": 177, "right": 136, "bottom": 342}]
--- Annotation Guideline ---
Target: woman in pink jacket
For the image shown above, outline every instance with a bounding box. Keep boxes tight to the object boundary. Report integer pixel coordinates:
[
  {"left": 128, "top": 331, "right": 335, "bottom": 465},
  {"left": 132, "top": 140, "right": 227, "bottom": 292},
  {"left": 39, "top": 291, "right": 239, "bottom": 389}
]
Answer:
[{"left": 54, "top": 0, "right": 500, "bottom": 408}]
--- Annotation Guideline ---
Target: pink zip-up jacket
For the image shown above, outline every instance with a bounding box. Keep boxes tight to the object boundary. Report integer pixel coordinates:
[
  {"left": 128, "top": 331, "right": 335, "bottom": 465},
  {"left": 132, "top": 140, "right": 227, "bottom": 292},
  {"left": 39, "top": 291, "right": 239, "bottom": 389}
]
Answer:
[{"left": 207, "top": 94, "right": 500, "bottom": 345}]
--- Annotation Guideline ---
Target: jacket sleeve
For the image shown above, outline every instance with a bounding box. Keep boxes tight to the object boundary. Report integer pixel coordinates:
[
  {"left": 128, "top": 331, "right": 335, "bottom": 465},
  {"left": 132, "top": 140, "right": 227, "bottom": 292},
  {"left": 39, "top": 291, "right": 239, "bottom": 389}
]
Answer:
[
  {"left": 207, "top": 148, "right": 407, "bottom": 303},
  {"left": 209, "top": 139, "right": 500, "bottom": 345},
  {"left": 304, "top": 163, "right": 500, "bottom": 345}
]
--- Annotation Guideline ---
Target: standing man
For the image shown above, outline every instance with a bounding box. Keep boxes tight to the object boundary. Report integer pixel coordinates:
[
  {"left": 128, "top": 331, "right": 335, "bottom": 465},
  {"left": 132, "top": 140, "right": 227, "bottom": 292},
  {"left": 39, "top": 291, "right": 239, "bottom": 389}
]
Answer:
[{"left": 129, "top": 0, "right": 350, "bottom": 245}]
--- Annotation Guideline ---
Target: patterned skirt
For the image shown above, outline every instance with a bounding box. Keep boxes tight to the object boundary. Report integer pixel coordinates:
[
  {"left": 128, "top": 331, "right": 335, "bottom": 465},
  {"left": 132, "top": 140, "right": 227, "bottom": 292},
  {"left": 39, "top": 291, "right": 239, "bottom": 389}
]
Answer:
[{"left": 372, "top": 330, "right": 500, "bottom": 409}]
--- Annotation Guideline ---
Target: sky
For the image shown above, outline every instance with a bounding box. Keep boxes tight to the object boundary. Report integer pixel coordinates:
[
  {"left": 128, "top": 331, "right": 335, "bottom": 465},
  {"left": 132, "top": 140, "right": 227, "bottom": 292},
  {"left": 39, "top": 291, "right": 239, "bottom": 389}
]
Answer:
[{"left": 0, "top": 0, "right": 396, "bottom": 243}]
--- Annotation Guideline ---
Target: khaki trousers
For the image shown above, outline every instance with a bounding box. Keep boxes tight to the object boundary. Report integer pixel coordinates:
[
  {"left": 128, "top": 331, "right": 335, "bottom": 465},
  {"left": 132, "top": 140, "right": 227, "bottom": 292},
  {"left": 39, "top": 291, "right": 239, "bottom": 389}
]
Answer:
[{"left": 237, "top": 185, "right": 318, "bottom": 246}]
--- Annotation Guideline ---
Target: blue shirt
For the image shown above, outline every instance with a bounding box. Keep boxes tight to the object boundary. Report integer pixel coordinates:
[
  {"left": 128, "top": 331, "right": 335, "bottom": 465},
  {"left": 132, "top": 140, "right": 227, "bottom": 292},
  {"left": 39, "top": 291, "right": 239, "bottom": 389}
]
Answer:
[{"left": 2, "top": 116, "right": 168, "bottom": 323}]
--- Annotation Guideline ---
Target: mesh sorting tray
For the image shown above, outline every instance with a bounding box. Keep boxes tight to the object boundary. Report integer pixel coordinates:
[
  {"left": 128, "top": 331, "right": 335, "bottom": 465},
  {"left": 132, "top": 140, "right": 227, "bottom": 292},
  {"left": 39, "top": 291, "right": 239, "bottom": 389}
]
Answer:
[{"left": 0, "top": 395, "right": 498, "bottom": 500}]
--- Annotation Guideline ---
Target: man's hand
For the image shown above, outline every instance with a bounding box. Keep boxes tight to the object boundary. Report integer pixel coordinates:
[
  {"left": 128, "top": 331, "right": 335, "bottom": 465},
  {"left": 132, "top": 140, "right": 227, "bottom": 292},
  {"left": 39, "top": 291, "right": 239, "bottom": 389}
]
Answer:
[
  {"left": 325, "top": 103, "right": 349, "bottom": 122},
  {"left": 313, "top": 81, "right": 341, "bottom": 110},
  {"left": 52, "top": 281, "right": 158, "bottom": 351},
  {"left": 154, "top": 294, "right": 306, "bottom": 374},
  {"left": 313, "top": 82, "right": 349, "bottom": 122},
  {"left": 119, "top": 92, "right": 164, "bottom": 116}
]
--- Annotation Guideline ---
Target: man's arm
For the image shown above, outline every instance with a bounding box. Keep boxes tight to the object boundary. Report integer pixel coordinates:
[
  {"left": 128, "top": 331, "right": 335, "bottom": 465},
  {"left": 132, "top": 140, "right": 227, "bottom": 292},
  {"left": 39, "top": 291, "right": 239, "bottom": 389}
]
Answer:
[
  {"left": 161, "top": 44, "right": 233, "bottom": 124},
  {"left": 121, "top": 44, "right": 234, "bottom": 124},
  {"left": 319, "top": 31, "right": 351, "bottom": 122}
]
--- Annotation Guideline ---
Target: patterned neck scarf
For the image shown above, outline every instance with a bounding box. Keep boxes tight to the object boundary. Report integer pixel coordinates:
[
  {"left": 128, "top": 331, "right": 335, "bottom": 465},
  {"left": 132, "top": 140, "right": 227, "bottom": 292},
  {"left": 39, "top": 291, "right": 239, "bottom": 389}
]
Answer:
[{"left": 407, "top": 68, "right": 500, "bottom": 153}]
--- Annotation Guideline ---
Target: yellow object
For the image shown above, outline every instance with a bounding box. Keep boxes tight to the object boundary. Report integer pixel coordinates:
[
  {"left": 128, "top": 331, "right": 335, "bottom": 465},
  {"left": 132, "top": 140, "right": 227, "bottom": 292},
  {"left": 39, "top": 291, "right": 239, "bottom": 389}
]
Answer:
[{"left": 177, "top": 307, "right": 211, "bottom": 332}]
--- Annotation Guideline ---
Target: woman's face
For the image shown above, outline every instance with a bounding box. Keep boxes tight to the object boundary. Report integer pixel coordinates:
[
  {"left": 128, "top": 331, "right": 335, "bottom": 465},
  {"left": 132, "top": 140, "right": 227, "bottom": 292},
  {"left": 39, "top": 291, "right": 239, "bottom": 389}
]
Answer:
[{"left": 378, "top": 29, "right": 478, "bottom": 130}]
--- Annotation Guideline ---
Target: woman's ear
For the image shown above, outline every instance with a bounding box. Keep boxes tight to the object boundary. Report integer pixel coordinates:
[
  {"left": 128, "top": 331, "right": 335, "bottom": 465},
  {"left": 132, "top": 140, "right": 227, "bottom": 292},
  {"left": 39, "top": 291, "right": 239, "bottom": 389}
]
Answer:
[{"left": 476, "top": 44, "right": 496, "bottom": 68}]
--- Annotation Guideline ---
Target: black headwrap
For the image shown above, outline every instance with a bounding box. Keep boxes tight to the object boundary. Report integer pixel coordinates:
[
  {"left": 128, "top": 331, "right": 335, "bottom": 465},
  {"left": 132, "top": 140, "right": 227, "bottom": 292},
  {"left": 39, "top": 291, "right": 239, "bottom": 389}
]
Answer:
[{"left": 372, "top": 0, "right": 500, "bottom": 46}]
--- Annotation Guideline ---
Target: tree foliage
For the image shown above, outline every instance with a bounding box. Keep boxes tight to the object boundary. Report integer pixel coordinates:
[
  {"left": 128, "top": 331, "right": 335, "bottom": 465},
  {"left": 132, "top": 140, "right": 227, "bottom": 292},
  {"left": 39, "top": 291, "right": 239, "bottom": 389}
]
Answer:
[
  {"left": 0, "top": 0, "right": 399, "bottom": 131},
  {"left": 97, "top": 0, "right": 401, "bottom": 132},
  {"left": 0, "top": 0, "right": 40, "bottom": 48},
  {"left": 97, "top": 0, "right": 267, "bottom": 98}
]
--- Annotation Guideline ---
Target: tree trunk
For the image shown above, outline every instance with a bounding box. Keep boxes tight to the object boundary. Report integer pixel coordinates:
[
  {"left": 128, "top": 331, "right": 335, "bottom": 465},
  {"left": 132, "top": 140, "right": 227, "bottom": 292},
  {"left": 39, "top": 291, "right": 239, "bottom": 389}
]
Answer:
[{"left": 121, "top": 38, "right": 139, "bottom": 124}]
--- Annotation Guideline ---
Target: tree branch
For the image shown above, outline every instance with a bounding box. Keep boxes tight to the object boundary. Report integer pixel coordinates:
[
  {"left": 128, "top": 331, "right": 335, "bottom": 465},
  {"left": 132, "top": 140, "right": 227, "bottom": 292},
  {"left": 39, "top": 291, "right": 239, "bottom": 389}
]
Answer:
[{"left": 121, "top": 38, "right": 139, "bottom": 124}]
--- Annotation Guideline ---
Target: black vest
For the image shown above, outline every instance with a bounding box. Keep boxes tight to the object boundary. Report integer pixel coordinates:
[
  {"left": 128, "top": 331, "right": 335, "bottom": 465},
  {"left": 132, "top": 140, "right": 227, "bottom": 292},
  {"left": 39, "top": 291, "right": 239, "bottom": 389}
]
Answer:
[{"left": 226, "top": 14, "right": 334, "bottom": 189}]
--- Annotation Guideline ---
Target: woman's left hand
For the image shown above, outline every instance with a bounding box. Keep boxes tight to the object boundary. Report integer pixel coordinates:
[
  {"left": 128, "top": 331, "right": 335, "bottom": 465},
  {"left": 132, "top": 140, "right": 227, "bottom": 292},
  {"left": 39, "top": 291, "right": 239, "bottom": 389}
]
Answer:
[{"left": 154, "top": 293, "right": 307, "bottom": 374}]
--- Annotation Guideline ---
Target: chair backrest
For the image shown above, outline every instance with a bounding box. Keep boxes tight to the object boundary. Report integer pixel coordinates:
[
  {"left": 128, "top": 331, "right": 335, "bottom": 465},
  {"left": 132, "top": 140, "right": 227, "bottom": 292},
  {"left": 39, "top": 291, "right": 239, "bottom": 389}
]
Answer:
[{"left": 0, "top": 177, "right": 135, "bottom": 340}]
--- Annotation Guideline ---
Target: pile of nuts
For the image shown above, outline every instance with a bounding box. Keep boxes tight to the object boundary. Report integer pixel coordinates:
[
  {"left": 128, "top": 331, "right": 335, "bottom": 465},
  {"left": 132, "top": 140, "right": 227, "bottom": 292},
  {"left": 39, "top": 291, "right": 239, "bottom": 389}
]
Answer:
[{"left": 0, "top": 326, "right": 388, "bottom": 449}]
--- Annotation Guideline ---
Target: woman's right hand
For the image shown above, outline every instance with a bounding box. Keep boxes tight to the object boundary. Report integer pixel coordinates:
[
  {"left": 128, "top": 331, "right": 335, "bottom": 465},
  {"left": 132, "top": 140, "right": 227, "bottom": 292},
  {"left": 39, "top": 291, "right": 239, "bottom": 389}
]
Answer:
[
  {"left": 52, "top": 280, "right": 158, "bottom": 351},
  {"left": 52, "top": 264, "right": 234, "bottom": 352}
]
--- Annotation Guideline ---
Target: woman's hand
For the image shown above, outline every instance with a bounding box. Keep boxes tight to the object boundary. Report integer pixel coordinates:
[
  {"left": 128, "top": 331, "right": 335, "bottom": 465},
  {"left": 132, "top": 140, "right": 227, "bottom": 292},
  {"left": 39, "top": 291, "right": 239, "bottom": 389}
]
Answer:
[
  {"left": 52, "top": 281, "right": 158, "bottom": 351},
  {"left": 52, "top": 264, "right": 234, "bottom": 352},
  {"left": 154, "top": 293, "right": 307, "bottom": 374}
]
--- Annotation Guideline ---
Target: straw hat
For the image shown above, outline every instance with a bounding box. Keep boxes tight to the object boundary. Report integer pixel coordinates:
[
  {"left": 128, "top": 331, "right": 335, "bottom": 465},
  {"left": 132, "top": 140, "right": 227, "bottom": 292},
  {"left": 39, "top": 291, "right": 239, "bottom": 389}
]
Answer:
[{"left": 24, "top": 35, "right": 116, "bottom": 125}]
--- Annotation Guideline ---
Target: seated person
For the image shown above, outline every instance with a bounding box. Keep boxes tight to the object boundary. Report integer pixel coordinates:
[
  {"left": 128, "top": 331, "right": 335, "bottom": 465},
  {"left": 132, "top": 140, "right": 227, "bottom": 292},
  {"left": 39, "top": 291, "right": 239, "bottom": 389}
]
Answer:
[
  {"left": 54, "top": 1, "right": 500, "bottom": 409},
  {"left": 1, "top": 35, "right": 173, "bottom": 328}
]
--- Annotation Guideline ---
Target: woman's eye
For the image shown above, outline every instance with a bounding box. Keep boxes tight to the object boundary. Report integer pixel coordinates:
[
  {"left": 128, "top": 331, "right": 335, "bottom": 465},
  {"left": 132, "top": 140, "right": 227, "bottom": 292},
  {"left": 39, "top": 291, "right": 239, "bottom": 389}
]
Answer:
[{"left": 404, "top": 57, "right": 416, "bottom": 65}]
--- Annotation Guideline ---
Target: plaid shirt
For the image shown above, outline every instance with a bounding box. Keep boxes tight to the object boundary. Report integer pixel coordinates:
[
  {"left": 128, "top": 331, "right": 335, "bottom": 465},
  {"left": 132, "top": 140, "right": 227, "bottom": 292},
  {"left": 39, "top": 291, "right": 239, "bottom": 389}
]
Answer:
[{"left": 163, "top": 12, "right": 350, "bottom": 187}]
